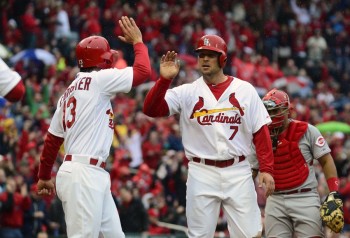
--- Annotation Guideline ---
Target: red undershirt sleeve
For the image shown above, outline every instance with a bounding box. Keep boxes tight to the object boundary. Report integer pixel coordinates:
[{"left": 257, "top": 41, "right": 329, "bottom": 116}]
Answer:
[
  {"left": 253, "top": 125, "right": 274, "bottom": 175},
  {"left": 132, "top": 43, "right": 151, "bottom": 87},
  {"left": 143, "top": 77, "right": 171, "bottom": 117},
  {"left": 4, "top": 80, "right": 25, "bottom": 102},
  {"left": 38, "top": 132, "right": 64, "bottom": 180}
]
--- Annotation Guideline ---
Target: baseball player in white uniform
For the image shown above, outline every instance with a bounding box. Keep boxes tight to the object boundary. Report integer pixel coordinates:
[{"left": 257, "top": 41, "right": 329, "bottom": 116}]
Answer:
[
  {"left": 143, "top": 35, "right": 275, "bottom": 237},
  {"left": 0, "top": 57, "right": 25, "bottom": 102},
  {"left": 249, "top": 88, "right": 341, "bottom": 237},
  {"left": 36, "top": 16, "right": 151, "bottom": 238}
]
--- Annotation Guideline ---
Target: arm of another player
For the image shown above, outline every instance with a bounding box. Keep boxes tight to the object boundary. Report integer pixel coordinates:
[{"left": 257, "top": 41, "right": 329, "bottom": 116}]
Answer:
[
  {"left": 37, "top": 132, "right": 64, "bottom": 196},
  {"left": 143, "top": 51, "right": 180, "bottom": 117},
  {"left": 118, "top": 16, "right": 151, "bottom": 87}
]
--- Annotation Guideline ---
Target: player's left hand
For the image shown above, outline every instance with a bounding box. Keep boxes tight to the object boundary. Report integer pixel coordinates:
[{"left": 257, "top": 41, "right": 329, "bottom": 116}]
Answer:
[
  {"left": 37, "top": 179, "right": 55, "bottom": 196},
  {"left": 259, "top": 172, "right": 275, "bottom": 197}
]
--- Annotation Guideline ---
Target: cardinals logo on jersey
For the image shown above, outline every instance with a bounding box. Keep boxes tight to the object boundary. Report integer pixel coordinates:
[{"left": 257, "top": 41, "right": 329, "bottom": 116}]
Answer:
[
  {"left": 189, "top": 96, "right": 244, "bottom": 126},
  {"left": 229, "top": 93, "right": 244, "bottom": 116}
]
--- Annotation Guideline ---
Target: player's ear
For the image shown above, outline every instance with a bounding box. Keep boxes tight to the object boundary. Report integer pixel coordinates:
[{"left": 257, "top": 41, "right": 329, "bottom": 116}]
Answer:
[{"left": 110, "top": 50, "right": 119, "bottom": 68}]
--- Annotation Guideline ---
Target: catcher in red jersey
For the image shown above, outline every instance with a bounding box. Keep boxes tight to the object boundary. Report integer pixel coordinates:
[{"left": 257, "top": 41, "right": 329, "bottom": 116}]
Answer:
[
  {"left": 249, "top": 88, "right": 343, "bottom": 237},
  {"left": 143, "top": 35, "right": 275, "bottom": 238},
  {"left": 36, "top": 16, "right": 151, "bottom": 238}
]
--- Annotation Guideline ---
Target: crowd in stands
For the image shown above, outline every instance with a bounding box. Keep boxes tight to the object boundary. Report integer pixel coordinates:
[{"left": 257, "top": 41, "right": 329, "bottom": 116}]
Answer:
[{"left": 0, "top": 0, "right": 350, "bottom": 237}]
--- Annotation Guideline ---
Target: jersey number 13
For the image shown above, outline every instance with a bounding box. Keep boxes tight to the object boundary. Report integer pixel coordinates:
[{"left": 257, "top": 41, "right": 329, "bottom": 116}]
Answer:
[{"left": 62, "top": 96, "right": 77, "bottom": 131}]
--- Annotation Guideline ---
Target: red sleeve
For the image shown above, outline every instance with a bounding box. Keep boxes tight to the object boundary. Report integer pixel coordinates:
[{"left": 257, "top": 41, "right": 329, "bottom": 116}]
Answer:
[
  {"left": 142, "top": 77, "right": 171, "bottom": 117},
  {"left": 132, "top": 43, "right": 151, "bottom": 87},
  {"left": 253, "top": 125, "right": 274, "bottom": 175},
  {"left": 38, "top": 132, "right": 64, "bottom": 180},
  {"left": 4, "top": 80, "right": 25, "bottom": 102}
]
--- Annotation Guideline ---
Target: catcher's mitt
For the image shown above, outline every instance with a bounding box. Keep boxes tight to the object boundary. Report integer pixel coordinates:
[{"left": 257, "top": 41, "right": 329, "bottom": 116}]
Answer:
[{"left": 320, "top": 191, "right": 344, "bottom": 233}]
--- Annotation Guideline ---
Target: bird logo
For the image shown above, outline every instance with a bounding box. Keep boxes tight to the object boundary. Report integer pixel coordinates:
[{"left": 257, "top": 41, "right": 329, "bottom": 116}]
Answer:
[
  {"left": 229, "top": 93, "right": 244, "bottom": 116},
  {"left": 190, "top": 96, "right": 204, "bottom": 119}
]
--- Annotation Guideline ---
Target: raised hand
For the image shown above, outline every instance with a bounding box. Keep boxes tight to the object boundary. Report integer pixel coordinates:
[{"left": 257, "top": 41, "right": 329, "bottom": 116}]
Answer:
[
  {"left": 160, "top": 51, "right": 180, "bottom": 80},
  {"left": 118, "top": 16, "right": 142, "bottom": 45}
]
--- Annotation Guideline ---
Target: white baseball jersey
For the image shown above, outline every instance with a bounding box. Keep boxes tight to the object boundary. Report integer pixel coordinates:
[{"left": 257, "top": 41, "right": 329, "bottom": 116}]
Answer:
[
  {"left": 165, "top": 76, "right": 271, "bottom": 159},
  {"left": 0, "top": 58, "right": 21, "bottom": 97},
  {"left": 49, "top": 67, "right": 133, "bottom": 160},
  {"left": 165, "top": 76, "right": 271, "bottom": 237}
]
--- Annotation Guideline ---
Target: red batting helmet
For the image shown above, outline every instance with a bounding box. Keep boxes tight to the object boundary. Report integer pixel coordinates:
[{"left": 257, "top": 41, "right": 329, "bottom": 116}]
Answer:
[
  {"left": 76, "top": 36, "right": 114, "bottom": 69},
  {"left": 262, "top": 88, "right": 290, "bottom": 134},
  {"left": 195, "top": 35, "right": 227, "bottom": 68}
]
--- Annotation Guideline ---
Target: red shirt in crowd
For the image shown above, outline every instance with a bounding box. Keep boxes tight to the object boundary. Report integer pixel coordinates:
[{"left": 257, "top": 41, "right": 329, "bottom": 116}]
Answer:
[{"left": 0, "top": 192, "right": 31, "bottom": 228}]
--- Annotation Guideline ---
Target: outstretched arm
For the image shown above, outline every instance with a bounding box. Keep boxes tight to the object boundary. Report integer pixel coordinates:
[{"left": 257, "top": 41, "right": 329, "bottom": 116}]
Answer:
[
  {"left": 117, "top": 16, "right": 151, "bottom": 86},
  {"left": 143, "top": 51, "right": 180, "bottom": 117}
]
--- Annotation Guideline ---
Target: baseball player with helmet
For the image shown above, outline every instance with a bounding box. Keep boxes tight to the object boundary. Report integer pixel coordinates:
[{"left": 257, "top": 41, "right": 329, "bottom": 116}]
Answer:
[
  {"left": 249, "top": 88, "right": 344, "bottom": 237},
  {"left": 143, "top": 34, "right": 275, "bottom": 237},
  {"left": 36, "top": 16, "right": 151, "bottom": 238},
  {"left": 0, "top": 57, "right": 25, "bottom": 102}
]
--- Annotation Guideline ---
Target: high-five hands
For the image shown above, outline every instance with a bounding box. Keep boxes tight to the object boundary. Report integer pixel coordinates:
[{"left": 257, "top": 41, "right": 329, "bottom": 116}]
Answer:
[{"left": 160, "top": 51, "right": 180, "bottom": 80}]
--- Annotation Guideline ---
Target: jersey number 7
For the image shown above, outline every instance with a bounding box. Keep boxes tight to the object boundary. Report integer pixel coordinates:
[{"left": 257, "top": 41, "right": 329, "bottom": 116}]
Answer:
[
  {"left": 63, "top": 96, "right": 77, "bottom": 131},
  {"left": 229, "top": 125, "right": 238, "bottom": 140}
]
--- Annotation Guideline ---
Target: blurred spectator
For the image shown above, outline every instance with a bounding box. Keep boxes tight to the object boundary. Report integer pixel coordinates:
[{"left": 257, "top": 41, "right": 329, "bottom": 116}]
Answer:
[
  {"left": 47, "top": 195, "right": 66, "bottom": 237},
  {"left": 3, "top": 19, "right": 23, "bottom": 50},
  {"left": 125, "top": 127, "right": 143, "bottom": 169},
  {"left": 282, "top": 58, "right": 299, "bottom": 77},
  {"left": 54, "top": 2, "right": 72, "bottom": 41},
  {"left": 164, "top": 124, "right": 183, "bottom": 151},
  {"left": 20, "top": 4, "right": 41, "bottom": 49},
  {"left": 36, "top": 231, "right": 48, "bottom": 238},
  {"left": 142, "top": 130, "right": 163, "bottom": 171},
  {"left": 0, "top": 175, "right": 31, "bottom": 238},
  {"left": 117, "top": 186, "right": 149, "bottom": 234},
  {"left": 22, "top": 184, "right": 48, "bottom": 238},
  {"left": 290, "top": 0, "right": 311, "bottom": 25},
  {"left": 306, "top": 28, "right": 328, "bottom": 82}
]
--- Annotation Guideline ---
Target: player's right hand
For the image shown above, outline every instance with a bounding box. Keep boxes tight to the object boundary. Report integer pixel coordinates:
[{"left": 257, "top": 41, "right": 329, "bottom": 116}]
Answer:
[
  {"left": 37, "top": 179, "right": 55, "bottom": 196},
  {"left": 118, "top": 16, "right": 143, "bottom": 45},
  {"left": 259, "top": 172, "right": 275, "bottom": 197},
  {"left": 160, "top": 51, "right": 180, "bottom": 80}
]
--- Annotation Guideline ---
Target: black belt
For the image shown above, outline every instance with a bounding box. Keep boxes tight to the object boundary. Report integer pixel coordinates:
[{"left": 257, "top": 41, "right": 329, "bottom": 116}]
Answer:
[{"left": 192, "top": 156, "right": 245, "bottom": 168}]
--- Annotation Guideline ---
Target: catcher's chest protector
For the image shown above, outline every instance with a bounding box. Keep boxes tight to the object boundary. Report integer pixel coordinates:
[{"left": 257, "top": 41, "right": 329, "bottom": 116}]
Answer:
[{"left": 273, "top": 120, "right": 309, "bottom": 190}]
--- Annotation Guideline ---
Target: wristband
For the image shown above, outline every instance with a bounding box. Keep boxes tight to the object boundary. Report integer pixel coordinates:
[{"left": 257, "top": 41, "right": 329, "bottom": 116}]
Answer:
[{"left": 327, "top": 177, "right": 339, "bottom": 192}]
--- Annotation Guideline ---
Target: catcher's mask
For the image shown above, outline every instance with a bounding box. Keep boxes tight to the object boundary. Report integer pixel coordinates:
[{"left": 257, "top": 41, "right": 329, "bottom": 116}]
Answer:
[
  {"left": 262, "top": 88, "right": 290, "bottom": 137},
  {"left": 76, "top": 36, "right": 115, "bottom": 69},
  {"left": 195, "top": 35, "right": 227, "bottom": 68}
]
